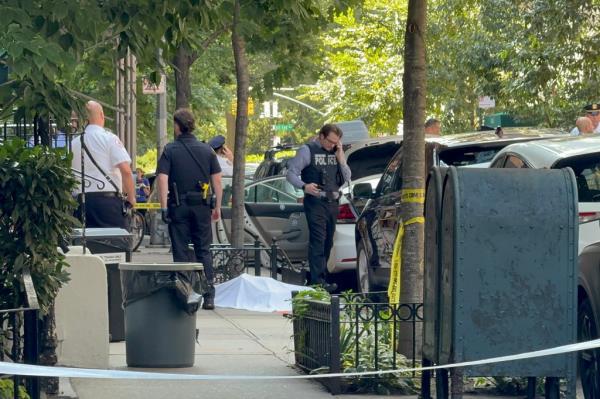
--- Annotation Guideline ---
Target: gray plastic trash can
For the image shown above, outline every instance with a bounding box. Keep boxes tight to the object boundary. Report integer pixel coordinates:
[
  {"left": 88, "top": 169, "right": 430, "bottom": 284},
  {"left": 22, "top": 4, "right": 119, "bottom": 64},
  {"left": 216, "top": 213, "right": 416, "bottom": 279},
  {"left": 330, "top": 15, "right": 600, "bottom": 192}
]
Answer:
[
  {"left": 119, "top": 262, "right": 204, "bottom": 368},
  {"left": 71, "top": 228, "right": 132, "bottom": 342}
]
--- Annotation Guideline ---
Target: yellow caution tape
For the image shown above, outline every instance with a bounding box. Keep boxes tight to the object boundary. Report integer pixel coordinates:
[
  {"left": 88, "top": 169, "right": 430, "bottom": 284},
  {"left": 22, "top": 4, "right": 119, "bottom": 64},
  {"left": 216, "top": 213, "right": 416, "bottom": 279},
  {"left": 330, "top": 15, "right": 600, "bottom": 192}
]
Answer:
[
  {"left": 400, "top": 188, "right": 425, "bottom": 204},
  {"left": 387, "top": 216, "right": 425, "bottom": 304},
  {"left": 134, "top": 202, "right": 161, "bottom": 210}
]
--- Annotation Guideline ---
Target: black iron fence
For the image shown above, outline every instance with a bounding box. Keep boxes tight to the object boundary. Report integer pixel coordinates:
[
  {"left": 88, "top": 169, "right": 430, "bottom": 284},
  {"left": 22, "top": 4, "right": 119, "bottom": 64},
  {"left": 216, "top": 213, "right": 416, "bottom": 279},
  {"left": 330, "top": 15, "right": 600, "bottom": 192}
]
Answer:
[
  {"left": 0, "top": 273, "right": 41, "bottom": 399},
  {"left": 209, "top": 240, "right": 307, "bottom": 285},
  {"left": 0, "top": 116, "right": 74, "bottom": 150},
  {"left": 291, "top": 291, "right": 423, "bottom": 395}
]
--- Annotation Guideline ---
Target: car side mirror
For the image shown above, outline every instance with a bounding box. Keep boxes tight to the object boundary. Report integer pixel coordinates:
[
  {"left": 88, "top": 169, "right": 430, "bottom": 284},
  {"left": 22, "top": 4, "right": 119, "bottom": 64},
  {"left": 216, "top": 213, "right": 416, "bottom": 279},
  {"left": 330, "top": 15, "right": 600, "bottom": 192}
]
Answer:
[{"left": 353, "top": 183, "right": 373, "bottom": 199}]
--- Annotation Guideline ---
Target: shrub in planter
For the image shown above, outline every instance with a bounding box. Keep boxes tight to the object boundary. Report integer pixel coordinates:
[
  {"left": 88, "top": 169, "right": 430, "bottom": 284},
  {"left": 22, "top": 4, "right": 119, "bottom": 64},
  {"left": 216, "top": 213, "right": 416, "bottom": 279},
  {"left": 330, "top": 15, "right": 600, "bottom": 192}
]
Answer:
[
  {"left": 292, "top": 290, "right": 419, "bottom": 395},
  {"left": 0, "top": 378, "right": 30, "bottom": 399},
  {"left": 0, "top": 140, "right": 78, "bottom": 312}
]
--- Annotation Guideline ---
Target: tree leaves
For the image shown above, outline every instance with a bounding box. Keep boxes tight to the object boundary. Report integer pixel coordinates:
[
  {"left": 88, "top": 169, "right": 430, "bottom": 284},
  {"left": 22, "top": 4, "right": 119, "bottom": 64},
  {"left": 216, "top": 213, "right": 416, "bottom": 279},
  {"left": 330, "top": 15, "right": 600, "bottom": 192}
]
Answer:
[{"left": 0, "top": 140, "right": 78, "bottom": 313}]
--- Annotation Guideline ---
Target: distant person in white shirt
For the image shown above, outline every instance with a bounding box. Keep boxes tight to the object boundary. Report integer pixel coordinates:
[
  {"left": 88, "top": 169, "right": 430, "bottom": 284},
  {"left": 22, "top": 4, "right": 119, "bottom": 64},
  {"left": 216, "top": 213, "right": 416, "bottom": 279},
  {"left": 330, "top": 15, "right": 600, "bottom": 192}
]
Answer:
[
  {"left": 575, "top": 117, "right": 595, "bottom": 135},
  {"left": 71, "top": 101, "right": 136, "bottom": 228},
  {"left": 570, "top": 103, "right": 600, "bottom": 136},
  {"left": 208, "top": 135, "right": 234, "bottom": 176}
]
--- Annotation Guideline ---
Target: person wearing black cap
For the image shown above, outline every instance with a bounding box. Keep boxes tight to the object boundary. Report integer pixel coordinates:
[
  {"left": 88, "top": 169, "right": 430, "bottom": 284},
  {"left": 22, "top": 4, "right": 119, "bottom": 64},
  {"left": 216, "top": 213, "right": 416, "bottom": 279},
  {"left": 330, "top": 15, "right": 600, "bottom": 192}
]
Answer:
[
  {"left": 571, "top": 103, "right": 600, "bottom": 135},
  {"left": 286, "top": 124, "right": 351, "bottom": 292},
  {"left": 156, "top": 108, "right": 223, "bottom": 310},
  {"left": 209, "top": 134, "right": 234, "bottom": 176}
]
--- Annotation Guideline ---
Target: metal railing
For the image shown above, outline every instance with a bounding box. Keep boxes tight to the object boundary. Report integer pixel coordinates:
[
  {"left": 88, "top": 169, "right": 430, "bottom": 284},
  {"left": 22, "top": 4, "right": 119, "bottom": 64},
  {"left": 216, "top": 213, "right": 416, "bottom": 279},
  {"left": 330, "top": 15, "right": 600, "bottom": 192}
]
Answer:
[
  {"left": 291, "top": 291, "right": 423, "bottom": 394},
  {"left": 0, "top": 272, "right": 41, "bottom": 399},
  {"left": 209, "top": 240, "right": 307, "bottom": 285},
  {"left": 0, "top": 117, "right": 74, "bottom": 150}
]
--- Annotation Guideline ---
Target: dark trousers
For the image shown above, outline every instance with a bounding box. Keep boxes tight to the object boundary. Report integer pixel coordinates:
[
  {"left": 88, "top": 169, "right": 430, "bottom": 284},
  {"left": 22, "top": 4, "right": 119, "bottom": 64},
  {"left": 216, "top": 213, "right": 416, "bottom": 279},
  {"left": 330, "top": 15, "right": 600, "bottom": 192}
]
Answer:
[
  {"left": 76, "top": 195, "right": 128, "bottom": 229},
  {"left": 304, "top": 195, "right": 339, "bottom": 285},
  {"left": 168, "top": 203, "right": 214, "bottom": 283}
]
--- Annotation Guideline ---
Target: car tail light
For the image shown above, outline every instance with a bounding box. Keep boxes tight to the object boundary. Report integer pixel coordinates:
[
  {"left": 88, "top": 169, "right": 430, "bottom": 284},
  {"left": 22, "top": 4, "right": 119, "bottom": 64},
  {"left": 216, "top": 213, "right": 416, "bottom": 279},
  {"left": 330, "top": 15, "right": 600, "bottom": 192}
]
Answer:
[
  {"left": 579, "top": 212, "right": 600, "bottom": 224},
  {"left": 337, "top": 203, "right": 357, "bottom": 223}
]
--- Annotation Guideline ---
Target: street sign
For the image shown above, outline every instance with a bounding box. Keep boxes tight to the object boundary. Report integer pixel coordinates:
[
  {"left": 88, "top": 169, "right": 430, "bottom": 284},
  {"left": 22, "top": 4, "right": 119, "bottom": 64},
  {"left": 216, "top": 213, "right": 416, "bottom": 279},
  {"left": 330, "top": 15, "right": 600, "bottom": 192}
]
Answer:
[
  {"left": 274, "top": 123, "right": 293, "bottom": 132},
  {"left": 478, "top": 96, "right": 495, "bottom": 109},
  {"left": 142, "top": 75, "right": 165, "bottom": 94}
]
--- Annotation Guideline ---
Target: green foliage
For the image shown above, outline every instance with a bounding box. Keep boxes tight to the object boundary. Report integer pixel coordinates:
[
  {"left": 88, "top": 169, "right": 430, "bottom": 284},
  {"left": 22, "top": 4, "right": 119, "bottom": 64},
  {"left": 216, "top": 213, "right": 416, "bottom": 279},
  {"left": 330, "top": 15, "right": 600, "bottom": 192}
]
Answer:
[
  {"left": 472, "top": 376, "right": 545, "bottom": 396},
  {"left": 291, "top": 288, "right": 331, "bottom": 317},
  {"left": 292, "top": 291, "right": 418, "bottom": 395},
  {"left": 307, "top": 0, "right": 600, "bottom": 134},
  {"left": 303, "top": 0, "right": 406, "bottom": 135},
  {"left": 426, "top": 0, "right": 599, "bottom": 132},
  {"left": 338, "top": 293, "right": 418, "bottom": 395},
  {"left": 0, "top": 140, "right": 78, "bottom": 313},
  {"left": 136, "top": 148, "right": 157, "bottom": 174},
  {"left": 0, "top": 378, "right": 30, "bottom": 399}
]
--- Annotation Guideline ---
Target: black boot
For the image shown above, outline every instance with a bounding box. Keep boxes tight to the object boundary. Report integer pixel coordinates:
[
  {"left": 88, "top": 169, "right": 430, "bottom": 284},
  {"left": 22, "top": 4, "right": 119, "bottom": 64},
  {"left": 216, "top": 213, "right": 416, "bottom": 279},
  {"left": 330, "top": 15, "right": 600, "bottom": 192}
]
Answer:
[{"left": 202, "top": 284, "right": 215, "bottom": 310}]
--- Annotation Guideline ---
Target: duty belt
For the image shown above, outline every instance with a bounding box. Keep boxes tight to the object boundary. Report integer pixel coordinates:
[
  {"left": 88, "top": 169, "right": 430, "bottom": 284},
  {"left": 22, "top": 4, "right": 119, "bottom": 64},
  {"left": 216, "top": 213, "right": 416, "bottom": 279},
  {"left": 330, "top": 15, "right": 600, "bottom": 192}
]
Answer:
[{"left": 318, "top": 191, "right": 340, "bottom": 203}]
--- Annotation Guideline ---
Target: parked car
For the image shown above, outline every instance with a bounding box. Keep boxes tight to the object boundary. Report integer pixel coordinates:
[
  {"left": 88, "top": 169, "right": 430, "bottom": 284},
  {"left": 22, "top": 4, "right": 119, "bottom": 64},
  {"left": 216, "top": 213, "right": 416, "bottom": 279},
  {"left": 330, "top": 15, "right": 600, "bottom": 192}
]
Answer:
[
  {"left": 354, "top": 127, "right": 564, "bottom": 293},
  {"left": 326, "top": 136, "right": 403, "bottom": 276},
  {"left": 489, "top": 135, "right": 600, "bottom": 396}
]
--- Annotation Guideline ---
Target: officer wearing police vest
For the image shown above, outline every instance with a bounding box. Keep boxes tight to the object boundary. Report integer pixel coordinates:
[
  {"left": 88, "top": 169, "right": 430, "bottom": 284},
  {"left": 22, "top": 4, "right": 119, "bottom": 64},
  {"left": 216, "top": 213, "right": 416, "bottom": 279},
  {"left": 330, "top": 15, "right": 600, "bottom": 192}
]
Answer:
[
  {"left": 157, "top": 109, "right": 223, "bottom": 309},
  {"left": 286, "top": 124, "right": 351, "bottom": 292}
]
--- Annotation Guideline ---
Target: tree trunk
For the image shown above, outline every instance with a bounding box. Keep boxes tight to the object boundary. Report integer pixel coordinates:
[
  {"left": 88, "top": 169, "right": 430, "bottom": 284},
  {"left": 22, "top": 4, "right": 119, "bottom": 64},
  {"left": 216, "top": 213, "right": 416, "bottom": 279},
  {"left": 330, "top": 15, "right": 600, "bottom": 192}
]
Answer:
[
  {"left": 398, "top": 0, "right": 427, "bottom": 356},
  {"left": 172, "top": 44, "right": 195, "bottom": 109},
  {"left": 36, "top": 115, "right": 51, "bottom": 147},
  {"left": 230, "top": 0, "right": 249, "bottom": 248}
]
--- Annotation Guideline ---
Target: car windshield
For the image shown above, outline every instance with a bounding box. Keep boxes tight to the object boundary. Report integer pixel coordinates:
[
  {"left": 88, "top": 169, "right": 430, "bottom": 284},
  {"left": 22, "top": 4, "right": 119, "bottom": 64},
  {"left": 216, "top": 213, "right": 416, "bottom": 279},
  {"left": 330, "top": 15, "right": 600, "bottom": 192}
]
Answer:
[
  {"left": 439, "top": 144, "right": 506, "bottom": 166},
  {"left": 554, "top": 153, "right": 600, "bottom": 202}
]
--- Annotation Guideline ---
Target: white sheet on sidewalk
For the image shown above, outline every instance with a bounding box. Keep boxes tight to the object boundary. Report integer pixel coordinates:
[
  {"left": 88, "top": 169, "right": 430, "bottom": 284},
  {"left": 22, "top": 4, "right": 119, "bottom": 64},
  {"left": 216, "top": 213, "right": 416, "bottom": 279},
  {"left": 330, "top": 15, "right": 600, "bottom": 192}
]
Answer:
[{"left": 214, "top": 274, "right": 313, "bottom": 312}]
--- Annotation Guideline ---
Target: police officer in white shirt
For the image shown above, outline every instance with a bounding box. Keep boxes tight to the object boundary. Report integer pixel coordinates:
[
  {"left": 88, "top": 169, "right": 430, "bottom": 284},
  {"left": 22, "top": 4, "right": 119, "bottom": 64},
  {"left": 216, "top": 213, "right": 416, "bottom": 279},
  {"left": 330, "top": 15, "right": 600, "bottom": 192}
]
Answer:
[
  {"left": 71, "top": 101, "right": 136, "bottom": 228},
  {"left": 208, "top": 135, "right": 234, "bottom": 176},
  {"left": 570, "top": 103, "right": 600, "bottom": 136}
]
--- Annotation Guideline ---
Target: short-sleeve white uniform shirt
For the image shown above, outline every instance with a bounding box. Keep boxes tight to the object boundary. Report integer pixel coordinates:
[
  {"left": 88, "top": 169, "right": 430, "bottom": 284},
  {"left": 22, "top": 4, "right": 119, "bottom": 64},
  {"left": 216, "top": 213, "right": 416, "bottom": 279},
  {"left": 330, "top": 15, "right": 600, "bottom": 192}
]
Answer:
[{"left": 71, "top": 125, "right": 131, "bottom": 194}]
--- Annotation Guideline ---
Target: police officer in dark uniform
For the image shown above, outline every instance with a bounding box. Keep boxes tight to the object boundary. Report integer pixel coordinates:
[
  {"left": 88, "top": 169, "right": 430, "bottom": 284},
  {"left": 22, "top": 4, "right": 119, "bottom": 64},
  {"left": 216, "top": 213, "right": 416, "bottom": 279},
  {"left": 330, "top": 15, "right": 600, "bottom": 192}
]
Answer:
[
  {"left": 286, "top": 124, "right": 351, "bottom": 292},
  {"left": 157, "top": 109, "right": 223, "bottom": 309}
]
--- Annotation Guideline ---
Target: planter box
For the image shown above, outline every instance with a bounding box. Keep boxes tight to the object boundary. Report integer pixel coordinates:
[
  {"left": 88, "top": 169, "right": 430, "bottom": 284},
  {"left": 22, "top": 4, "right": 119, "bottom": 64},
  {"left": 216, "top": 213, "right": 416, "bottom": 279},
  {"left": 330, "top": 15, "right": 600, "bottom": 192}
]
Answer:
[{"left": 292, "top": 292, "right": 423, "bottom": 394}]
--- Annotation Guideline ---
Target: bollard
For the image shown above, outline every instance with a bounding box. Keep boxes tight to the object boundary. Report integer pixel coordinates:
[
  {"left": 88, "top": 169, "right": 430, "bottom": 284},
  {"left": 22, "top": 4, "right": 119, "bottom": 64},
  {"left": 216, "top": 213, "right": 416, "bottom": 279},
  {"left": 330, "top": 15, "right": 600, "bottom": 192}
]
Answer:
[
  {"left": 270, "top": 240, "right": 278, "bottom": 279},
  {"left": 254, "top": 239, "right": 261, "bottom": 276}
]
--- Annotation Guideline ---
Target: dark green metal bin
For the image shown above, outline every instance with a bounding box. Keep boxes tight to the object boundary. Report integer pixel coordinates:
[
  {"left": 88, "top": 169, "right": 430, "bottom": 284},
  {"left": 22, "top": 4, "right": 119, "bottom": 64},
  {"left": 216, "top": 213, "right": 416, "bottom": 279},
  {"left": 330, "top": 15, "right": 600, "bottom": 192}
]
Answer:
[
  {"left": 423, "top": 167, "right": 446, "bottom": 363},
  {"left": 439, "top": 167, "right": 578, "bottom": 380}
]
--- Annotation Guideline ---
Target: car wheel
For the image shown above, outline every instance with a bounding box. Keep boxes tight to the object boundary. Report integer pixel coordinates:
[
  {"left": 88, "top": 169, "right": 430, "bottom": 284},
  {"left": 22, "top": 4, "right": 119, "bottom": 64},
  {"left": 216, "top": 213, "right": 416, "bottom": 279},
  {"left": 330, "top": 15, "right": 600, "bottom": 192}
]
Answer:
[
  {"left": 579, "top": 297, "right": 600, "bottom": 399},
  {"left": 356, "top": 241, "right": 372, "bottom": 293}
]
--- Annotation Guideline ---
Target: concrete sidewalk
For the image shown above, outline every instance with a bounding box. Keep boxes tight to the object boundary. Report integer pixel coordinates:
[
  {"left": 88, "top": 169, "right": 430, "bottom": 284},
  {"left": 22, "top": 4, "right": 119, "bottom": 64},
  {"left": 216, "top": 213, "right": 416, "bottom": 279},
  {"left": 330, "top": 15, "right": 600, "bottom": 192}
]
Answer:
[
  {"left": 68, "top": 244, "right": 381, "bottom": 399},
  {"left": 70, "top": 307, "right": 386, "bottom": 399}
]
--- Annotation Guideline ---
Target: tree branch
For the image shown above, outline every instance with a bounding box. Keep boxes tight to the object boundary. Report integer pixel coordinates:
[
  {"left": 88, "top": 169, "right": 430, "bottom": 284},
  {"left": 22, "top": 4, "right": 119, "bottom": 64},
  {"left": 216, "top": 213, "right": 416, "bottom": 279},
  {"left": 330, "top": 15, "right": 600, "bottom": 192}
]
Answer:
[{"left": 190, "top": 25, "right": 231, "bottom": 64}]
